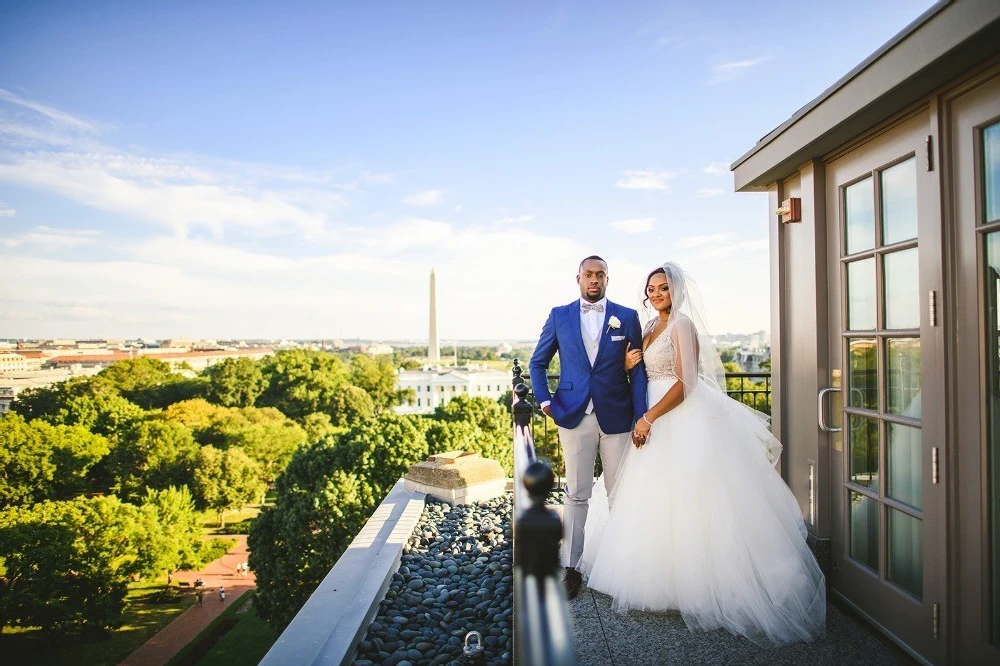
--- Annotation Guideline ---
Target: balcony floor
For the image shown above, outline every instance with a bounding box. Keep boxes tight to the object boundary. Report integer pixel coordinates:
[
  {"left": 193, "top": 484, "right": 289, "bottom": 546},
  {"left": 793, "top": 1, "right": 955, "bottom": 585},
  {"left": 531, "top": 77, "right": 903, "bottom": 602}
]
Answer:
[{"left": 568, "top": 587, "right": 907, "bottom": 666}]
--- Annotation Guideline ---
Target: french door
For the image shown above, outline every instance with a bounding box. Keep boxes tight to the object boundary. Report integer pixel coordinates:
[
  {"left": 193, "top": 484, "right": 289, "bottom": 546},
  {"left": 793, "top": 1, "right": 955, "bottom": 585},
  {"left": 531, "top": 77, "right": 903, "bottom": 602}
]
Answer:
[
  {"left": 951, "top": 67, "right": 1000, "bottom": 665},
  {"left": 825, "top": 110, "right": 946, "bottom": 665}
]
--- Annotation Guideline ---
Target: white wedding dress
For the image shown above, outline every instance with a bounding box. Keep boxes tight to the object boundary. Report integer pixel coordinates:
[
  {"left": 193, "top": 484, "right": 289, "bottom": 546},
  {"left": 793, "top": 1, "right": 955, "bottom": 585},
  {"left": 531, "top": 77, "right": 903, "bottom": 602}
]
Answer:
[{"left": 579, "top": 324, "right": 826, "bottom": 645}]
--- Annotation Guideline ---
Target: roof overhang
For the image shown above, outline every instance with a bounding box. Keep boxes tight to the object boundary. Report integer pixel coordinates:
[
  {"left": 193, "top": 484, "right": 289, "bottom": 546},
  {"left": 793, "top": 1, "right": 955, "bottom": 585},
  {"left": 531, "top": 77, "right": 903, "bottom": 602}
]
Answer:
[{"left": 732, "top": 0, "right": 1000, "bottom": 192}]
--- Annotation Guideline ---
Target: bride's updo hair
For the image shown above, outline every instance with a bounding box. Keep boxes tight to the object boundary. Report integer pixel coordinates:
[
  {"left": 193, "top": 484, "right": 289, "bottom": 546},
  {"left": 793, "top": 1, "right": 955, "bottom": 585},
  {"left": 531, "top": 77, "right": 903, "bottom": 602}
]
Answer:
[{"left": 643, "top": 267, "right": 668, "bottom": 310}]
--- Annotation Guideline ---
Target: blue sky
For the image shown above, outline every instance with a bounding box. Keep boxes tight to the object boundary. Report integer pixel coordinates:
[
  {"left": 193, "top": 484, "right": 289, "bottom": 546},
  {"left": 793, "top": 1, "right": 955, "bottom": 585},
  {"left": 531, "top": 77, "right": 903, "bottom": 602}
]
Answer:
[{"left": 0, "top": 0, "right": 936, "bottom": 340}]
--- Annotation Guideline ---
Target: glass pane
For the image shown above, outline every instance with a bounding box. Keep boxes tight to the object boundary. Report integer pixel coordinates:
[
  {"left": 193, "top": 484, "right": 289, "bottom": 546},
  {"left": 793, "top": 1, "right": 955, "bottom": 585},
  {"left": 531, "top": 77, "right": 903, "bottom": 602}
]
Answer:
[
  {"left": 888, "top": 423, "right": 922, "bottom": 510},
  {"left": 848, "top": 339, "right": 877, "bottom": 410},
  {"left": 850, "top": 491, "right": 879, "bottom": 572},
  {"left": 887, "top": 338, "right": 921, "bottom": 418},
  {"left": 845, "top": 177, "right": 875, "bottom": 254},
  {"left": 849, "top": 416, "right": 879, "bottom": 490},
  {"left": 888, "top": 509, "right": 923, "bottom": 599},
  {"left": 985, "top": 231, "right": 1000, "bottom": 643},
  {"left": 881, "top": 158, "right": 918, "bottom": 245},
  {"left": 847, "top": 258, "right": 876, "bottom": 330},
  {"left": 884, "top": 248, "right": 920, "bottom": 329},
  {"left": 986, "top": 123, "right": 1000, "bottom": 224}
]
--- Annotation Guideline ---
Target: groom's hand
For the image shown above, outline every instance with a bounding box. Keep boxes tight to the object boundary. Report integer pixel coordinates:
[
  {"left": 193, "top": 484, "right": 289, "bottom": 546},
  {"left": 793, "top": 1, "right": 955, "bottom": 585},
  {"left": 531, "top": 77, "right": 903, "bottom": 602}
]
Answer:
[{"left": 541, "top": 405, "right": 552, "bottom": 418}]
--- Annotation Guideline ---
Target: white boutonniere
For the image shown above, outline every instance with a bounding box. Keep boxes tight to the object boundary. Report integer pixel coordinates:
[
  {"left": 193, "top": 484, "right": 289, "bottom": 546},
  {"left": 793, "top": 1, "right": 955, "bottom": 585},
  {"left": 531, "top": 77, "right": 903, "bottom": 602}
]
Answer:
[{"left": 606, "top": 315, "right": 621, "bottom": 333}]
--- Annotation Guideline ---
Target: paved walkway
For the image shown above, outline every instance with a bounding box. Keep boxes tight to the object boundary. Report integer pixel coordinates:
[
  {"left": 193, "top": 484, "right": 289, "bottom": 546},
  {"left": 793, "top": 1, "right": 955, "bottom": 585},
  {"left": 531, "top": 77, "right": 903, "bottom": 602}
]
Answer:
[
  {"left": 569, "top": 586, "right": 909, "bottom": 666},
  {"left": 118, "top": 536, "right": 256, "bottom": 666}
]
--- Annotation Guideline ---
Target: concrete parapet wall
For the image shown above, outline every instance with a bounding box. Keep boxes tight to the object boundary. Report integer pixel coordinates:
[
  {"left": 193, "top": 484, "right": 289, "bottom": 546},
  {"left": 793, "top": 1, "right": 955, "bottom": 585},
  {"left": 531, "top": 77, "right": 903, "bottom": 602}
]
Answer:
[{"left": 259, "top": 479, "right": 426, "bottom": 666}]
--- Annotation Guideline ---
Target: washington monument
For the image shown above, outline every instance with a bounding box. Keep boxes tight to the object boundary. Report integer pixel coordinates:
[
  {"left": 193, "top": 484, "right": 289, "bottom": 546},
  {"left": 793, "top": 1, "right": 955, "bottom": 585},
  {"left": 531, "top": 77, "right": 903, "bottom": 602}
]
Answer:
[{"left": 428, "top": 268, "right": 440, "bottom": 363}]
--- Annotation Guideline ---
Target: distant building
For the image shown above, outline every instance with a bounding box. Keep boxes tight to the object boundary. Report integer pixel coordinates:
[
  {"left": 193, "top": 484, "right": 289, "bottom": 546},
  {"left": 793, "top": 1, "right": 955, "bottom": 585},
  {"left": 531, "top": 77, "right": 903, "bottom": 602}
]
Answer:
[
  {"left": 395, "top": 368, "right": 510, "bottom": 414},
  {"left": 43, "top": 349, "right": 272, "bottom": 373},
  {"left": 496, "top": 342, "right": 513, "bottom": 356},
  {"left": 363, "top": 344, "right": 393, "bottom": 356},
  {"left": 0, "top": 352, "right": 28, "bottom": 374}
]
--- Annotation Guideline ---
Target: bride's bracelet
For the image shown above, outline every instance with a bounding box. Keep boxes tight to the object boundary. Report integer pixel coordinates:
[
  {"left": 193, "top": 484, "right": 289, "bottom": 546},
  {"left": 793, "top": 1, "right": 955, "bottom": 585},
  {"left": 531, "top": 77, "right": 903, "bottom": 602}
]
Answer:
[{"left": 642, "top": 414, "right": 654, "bottom": 426}]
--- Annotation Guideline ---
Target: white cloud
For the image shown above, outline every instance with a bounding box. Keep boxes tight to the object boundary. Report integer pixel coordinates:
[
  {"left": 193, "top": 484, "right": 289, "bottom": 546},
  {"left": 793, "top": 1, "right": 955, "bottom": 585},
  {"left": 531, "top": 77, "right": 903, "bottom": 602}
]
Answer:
[
  {"left": 702, "top": 162, "right": 729, "bottom": 176},
  {"left": 494, "top": 214, "right": 534, "bottom": 225},
  {"left": 0, "top": 201, "right": 14, "bottom": 217},
  {"left": 2, "top": 226, "right": 101, "bottom": 250},
  {"left": 674, "top": 233, "right": 734, "bottom": 248},
  {"left": 615, "top": 169, "right": 684, "bottom": 191},
  {"left": 0, "top": 88, "right": 102, "bottom": 133},
  {"left": 695, "top": 188, "right": 725, "bottom": 198},
  {"left": 403, "top": 189, "right": 445, "bottom": 206},
  {"left": 0, "top": 151, "right": 337, "bottom": 238},
  {"left": 609, "top": 217, "right": 655, "bottom": 234},
  {"left": 710, "top": 56, "right": 773, "bottom": 84}
]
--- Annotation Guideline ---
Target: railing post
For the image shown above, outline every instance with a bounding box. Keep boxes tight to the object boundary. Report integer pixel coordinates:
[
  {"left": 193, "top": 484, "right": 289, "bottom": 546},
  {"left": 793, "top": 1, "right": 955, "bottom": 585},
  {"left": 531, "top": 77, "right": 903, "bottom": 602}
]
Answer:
[{"left": 516, "top": 461, "right": 561, "bottom": 579}]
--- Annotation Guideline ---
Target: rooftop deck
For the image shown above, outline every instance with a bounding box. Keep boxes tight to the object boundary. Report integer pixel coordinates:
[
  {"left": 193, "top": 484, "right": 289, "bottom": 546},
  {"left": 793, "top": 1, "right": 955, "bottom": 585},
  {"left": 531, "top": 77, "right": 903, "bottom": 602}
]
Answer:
[{"left": 569, "top": 587, "right": 906, "bottom": 666}]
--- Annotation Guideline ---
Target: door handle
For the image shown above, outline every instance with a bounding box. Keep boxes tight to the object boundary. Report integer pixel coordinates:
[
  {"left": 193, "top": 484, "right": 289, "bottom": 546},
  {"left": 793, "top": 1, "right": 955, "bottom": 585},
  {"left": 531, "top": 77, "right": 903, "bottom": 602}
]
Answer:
[{"left": 818, "top": 387, "right": 842, "bottom": 432}]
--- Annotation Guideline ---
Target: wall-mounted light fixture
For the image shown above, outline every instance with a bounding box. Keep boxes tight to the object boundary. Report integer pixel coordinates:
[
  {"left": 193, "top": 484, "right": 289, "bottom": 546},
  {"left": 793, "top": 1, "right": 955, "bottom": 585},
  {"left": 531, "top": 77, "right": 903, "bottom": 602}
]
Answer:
[{"left": 776, "top": 197, "right": 801, "bottom": 224}]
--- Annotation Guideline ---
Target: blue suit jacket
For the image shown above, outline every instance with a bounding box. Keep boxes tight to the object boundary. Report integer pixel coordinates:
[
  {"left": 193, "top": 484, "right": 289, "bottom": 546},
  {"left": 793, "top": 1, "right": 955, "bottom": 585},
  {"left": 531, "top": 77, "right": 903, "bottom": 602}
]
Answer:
[{"left": 529, "top": 300, "right": 648, "bottom": 434}]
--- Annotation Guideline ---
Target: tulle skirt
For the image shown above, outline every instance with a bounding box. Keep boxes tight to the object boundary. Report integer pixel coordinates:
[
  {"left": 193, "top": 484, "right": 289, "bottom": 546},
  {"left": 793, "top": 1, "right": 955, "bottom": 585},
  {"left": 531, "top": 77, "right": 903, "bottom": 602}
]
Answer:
[{"left": 579, "top": 378, "right": 826, "bottom": 645}]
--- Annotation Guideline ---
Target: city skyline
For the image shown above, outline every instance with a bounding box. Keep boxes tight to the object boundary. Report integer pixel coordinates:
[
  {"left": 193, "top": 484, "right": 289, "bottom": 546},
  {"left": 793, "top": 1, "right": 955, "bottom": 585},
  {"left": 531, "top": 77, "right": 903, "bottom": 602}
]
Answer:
[{"left": 0, "top": 1, "right": 936, "bottom": 339}]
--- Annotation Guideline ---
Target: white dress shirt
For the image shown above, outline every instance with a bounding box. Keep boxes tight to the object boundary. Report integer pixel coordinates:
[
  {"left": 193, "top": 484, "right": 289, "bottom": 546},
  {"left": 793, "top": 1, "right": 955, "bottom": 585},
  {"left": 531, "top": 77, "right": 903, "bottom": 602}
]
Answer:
[
  {"left": 540, "top": 297, "right": 608, "bottom": 413},
  {"left": 580, "top": 296, "right": 607, "bottom": 341}
]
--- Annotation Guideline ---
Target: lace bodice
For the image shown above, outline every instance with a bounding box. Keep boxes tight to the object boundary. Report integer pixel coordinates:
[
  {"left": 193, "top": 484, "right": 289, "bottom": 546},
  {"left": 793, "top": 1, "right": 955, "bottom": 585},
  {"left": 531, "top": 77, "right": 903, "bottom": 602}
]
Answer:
[{"left": 644, "top": 329, "right": 677, "bottom": 381}]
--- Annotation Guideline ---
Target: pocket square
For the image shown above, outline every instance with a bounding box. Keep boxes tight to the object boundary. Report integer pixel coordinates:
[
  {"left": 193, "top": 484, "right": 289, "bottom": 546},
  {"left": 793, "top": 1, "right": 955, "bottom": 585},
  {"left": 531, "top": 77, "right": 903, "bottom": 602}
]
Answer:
[{"left": 611, "top": 335, "right": 626, "bottom": 341}]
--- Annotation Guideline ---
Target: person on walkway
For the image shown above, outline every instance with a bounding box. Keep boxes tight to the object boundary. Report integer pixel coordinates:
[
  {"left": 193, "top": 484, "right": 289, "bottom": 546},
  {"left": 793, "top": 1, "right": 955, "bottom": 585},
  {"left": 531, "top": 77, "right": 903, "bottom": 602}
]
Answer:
[
  {"left": 196, "top": 590, "right": 204, "bottom": 607},
  {"left": 529, "top": 255, "right": 648, "bottom": 599},
  {"left": 218, "top": 586, "right": 225, "bottom": 603}
]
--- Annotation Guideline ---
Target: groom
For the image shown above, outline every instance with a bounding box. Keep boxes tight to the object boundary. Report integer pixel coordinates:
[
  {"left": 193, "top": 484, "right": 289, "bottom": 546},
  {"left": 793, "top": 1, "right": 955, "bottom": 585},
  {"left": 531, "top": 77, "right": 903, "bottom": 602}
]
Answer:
[{"left": 529, "top": 255, "right": 647, "bottom": 599}]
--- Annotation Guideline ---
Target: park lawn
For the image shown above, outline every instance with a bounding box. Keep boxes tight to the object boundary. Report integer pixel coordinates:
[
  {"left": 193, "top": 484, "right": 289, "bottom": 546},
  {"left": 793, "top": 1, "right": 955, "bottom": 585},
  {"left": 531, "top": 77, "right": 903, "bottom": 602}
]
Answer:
[
  {"left": 0, "top": 577, "right": 191, "bottom": 666},
  {"left": 166, "top": 592, "right": 278, "bottom": 666},
  {"left": 192, "top": 599, "right": 279, "bottom": 666}
]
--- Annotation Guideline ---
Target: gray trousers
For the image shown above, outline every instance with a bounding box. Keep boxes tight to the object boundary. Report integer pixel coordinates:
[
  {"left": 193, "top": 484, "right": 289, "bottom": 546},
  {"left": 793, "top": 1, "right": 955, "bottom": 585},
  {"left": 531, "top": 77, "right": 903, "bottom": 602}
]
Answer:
[{"left": 558, "top": 412, "right": 631, "bottom": 568}]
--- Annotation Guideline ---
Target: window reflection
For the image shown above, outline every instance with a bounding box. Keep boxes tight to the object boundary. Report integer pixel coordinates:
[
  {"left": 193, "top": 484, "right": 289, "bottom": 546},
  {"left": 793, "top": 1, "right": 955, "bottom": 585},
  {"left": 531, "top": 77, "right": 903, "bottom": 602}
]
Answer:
[
  {"left": 848, "top": 258, "right": 876, "bottom": 330},
  {"left": 887, "top": 338, "right": 921, "bottom": 418},
  {"left": 985, "top": 232, "right": 1000, "bottom": 643},
  {"left": 846, "top": 177, "right": 875, "bottom": 254},
  {"left": 850, "top": 415, "right": 879, "bottom": 490},
  {"left": 848, "top": 339, "right": 877, "bottom": 410},
  {"left": 985, "top": 123, "right": 1000, "bottom": 224},
  {"left": 881, "top": 158, "right": 918, "bottom": 245},
  {"left": 884, "top": 249, "right": 920, "bottom": 329}
]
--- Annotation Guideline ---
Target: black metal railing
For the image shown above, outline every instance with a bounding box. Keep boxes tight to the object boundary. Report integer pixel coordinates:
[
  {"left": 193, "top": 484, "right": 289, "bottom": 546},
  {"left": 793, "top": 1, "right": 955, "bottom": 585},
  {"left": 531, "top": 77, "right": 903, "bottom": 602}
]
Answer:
[
  {"left": 519, "top": 370, "right": 773, "bottom": 479},
  {"left": 725, "top": 371, "right": 772, "bottom": 415},
  {"left": 510, "top": 360, "right": 576, "bottom": 666}
]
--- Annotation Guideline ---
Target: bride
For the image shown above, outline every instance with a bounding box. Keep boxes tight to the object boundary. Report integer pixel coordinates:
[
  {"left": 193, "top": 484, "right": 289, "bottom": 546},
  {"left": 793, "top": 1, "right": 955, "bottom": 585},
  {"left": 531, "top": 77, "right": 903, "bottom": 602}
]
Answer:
[{"left": 578, "top": 262, "right": 826, "bottom": 645}]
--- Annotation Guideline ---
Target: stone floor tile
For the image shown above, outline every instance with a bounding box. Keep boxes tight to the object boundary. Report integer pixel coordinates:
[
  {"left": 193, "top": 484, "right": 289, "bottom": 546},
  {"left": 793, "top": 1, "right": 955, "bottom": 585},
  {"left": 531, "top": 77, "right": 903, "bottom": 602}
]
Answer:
[
  {"left": 571, "top": 614, "right": 613, "bottom": 666},
  {"left": 567, "top": 587, "right": 600, "bottom": 618}
]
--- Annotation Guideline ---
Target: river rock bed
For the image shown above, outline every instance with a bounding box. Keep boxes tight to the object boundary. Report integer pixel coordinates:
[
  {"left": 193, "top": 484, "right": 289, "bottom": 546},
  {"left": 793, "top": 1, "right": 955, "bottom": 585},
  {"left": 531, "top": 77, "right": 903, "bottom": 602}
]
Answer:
[{"left": 352, "top": 494, "right": 514, "bottom": 666}]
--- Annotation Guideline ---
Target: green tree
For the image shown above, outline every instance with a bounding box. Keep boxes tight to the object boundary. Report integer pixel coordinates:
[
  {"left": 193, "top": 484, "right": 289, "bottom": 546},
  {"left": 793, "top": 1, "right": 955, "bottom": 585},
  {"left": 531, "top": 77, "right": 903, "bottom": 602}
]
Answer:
[
  {"left": 193, "top": 446, "right": 266, "bottom": 527},
  {"left": 12, "top": 377, "right": 145, "bottom": 437},
  {"left": 329, "top": 385, "right": 375, "bottom": 427},
  {"left": 137, "top": 486, "right": 202, "bottom": 578},
  {"left": 204, "top": 357, "right": 266, "bottom": 408},
  {"left": 249, "top": 439, "right": 376, "bottom": 628},
  {"left": 258, "top": 350, "right": 350, "bottom": 420},
  {"left": 0, "top": 497, "right": 154, "bottom": 634},
  {"left": 108, "top": 419, "right": 198, "bottom": 501},
  {"left": 199, "top": 407, "right": 307, "bottom": 486},
  {"left": 0, "top": 415, "right": 110, "bottom": 507},
  {"left": 331, "top": 414, "right": 428, "bottom": 499},
  {"left": 161, "top": 398, "right": 228, "bottom": 431},
  {"left": 300, "top": 412, "right": 342, "bottom": 442},
  {"left": 349, "top": 354, "right": 399, "bottom": 412}
]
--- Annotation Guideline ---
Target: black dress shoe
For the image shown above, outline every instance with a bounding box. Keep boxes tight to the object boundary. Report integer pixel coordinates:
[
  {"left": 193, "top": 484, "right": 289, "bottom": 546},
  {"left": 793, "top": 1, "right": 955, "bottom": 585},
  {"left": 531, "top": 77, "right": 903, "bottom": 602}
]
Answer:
[{"left": 564, "top": 567, "right": 583, "bottom": 600}]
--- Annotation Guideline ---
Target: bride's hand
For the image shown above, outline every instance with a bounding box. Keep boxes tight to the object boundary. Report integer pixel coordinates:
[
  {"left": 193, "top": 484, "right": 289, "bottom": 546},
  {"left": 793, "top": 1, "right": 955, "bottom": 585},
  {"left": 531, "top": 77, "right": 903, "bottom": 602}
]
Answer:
[
  {"left": 624, "top": 342, "right": 642, "bottom": 371},
  {"left": 632, "top": 414, "right": 651, "bottom": 447}
]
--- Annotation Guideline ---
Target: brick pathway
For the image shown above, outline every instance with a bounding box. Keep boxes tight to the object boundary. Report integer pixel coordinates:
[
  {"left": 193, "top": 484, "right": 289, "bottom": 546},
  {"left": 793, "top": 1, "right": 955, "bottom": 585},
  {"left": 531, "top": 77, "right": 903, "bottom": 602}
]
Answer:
[{"left": 118, "top": 536, "right": 256, "bottom": 666}]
